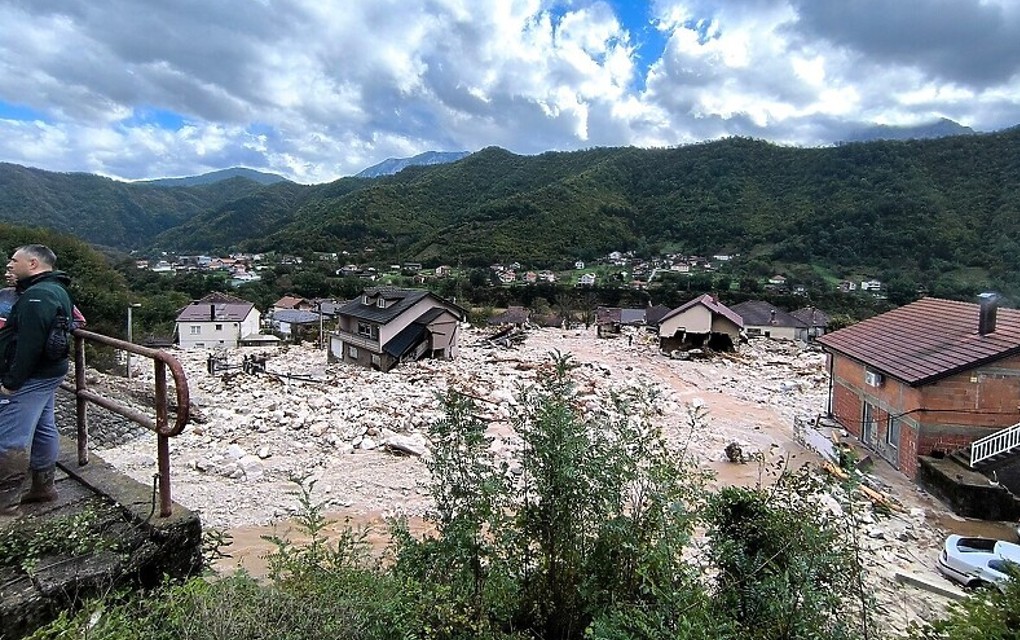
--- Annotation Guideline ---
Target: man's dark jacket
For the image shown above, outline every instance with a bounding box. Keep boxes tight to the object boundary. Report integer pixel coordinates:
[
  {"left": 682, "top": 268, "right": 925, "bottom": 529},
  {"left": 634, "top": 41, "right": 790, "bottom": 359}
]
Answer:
[{"left": 0, "top": 270, "right": 73, "bottom": 390}]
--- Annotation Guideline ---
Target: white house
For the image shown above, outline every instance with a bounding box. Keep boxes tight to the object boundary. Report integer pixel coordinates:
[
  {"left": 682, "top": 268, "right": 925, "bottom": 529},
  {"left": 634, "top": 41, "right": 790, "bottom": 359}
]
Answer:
[{"left": 176, "top": 299, "right": 262, "bottom": 349}]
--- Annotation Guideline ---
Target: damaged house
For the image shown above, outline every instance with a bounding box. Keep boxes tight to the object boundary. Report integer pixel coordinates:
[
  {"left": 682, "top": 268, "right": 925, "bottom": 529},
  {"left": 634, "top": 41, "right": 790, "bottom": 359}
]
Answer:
[
  {"left": 595, "top": 306, "right": 647, "bottom": 338},
  {"left": 657, "top": 294, "right": 743, "bottom": 352},
  {"left": 730, "top": 300, "right": 809, "bottom": 342},
  {"left": 329, "top": 288, "right": 466, "bottom": 372}
]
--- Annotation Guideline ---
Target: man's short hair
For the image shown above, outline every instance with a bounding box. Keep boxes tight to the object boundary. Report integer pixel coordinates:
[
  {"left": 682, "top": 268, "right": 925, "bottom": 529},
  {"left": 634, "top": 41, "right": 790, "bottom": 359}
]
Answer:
[{"left": 15, "top": 244, "right": 57, "bottom": 269}]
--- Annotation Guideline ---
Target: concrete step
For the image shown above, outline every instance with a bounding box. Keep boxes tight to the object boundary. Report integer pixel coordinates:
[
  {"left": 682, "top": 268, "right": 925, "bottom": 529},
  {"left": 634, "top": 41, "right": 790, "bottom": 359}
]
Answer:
[{"left": 1, "top": 437, "right": 201, "bottom": 638}]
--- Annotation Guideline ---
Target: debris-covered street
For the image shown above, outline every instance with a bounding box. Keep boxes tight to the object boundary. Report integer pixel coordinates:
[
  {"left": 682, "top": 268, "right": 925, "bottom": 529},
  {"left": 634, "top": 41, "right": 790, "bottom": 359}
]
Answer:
[{"left": 95, "top": 325, "right": 1016, "bottom": 634}]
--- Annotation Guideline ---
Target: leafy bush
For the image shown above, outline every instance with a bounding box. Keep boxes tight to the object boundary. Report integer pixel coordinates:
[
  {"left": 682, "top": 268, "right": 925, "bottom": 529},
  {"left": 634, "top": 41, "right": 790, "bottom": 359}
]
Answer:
[{"left": 26, "top": 351, "right": 927, "bottom": 640}]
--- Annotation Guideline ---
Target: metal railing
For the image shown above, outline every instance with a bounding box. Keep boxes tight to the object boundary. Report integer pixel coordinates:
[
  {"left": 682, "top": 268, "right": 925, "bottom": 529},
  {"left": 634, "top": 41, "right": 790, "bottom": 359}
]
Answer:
[
  {"left": 59, "top": 328, "right": 190, "bottom": 517},
  {"left": 969, "top": 421, "right": 1020, "bottom": 467}
]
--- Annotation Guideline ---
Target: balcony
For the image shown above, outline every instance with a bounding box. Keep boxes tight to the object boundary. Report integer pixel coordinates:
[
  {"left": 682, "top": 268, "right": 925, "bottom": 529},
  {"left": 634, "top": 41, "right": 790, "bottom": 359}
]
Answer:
[{"left": 336, "top": 329, "right": 380, "bottom": 351}]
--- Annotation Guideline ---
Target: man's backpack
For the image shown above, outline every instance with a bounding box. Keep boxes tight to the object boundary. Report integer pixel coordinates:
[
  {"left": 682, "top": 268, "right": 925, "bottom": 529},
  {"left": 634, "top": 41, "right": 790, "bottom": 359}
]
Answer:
[{"left": 45, "top": 306, "right": 83, "bottom": 360}]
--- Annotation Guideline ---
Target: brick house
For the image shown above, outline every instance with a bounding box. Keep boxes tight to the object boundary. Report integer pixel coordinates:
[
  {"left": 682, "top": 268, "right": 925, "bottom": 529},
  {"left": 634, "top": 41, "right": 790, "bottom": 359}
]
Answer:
[{"left": 817, "top": 296, "right": 1020, "bottom": 478}]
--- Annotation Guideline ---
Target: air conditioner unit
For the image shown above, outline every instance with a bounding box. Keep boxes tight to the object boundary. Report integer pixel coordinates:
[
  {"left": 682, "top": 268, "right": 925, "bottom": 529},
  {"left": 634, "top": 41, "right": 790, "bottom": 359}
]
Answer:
[{"left": 865, "top": 370, "right": 884, "bottom": 387}]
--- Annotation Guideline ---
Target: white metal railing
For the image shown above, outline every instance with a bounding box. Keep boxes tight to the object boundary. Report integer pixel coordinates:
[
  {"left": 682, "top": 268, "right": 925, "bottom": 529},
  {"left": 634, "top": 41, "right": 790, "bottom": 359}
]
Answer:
[{"left": 970, "top": 421, "right": 1020, "bottom": 467}]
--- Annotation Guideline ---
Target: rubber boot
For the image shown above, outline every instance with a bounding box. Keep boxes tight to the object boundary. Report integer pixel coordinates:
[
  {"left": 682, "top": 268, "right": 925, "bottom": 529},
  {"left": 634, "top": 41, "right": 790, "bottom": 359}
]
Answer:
[
  {"left": 20, "top": 466, "right": 58, "bottom": 504},
  {"left": 0, "top": 449, "right": 29, "bottom": 520}
]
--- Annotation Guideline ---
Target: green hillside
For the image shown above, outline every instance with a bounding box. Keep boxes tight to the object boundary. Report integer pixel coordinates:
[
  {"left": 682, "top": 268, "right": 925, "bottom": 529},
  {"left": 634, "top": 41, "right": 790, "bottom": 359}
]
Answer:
[
  {"left": 0, "top": 164, "right": 272, "bottom": 250},
  {"left": 3, "top": 129, "right": 1020, "bottom": 298}
]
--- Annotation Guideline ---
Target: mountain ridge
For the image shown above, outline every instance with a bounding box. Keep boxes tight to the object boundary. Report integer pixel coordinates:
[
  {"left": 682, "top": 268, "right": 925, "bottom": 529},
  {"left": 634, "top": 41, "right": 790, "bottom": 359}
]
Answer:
[{"left": 354, "top": 150, "right": 471, "bottom": 178}]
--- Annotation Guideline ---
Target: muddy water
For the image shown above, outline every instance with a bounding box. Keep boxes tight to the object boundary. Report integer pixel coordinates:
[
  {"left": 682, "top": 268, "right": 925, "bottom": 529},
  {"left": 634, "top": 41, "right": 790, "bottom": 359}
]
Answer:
[
  {"left": 213, "top": 511, "right": 432, "bottom": 577},
  {"left": 930, "top": 513, "right": 1019, "bottom": 541}
]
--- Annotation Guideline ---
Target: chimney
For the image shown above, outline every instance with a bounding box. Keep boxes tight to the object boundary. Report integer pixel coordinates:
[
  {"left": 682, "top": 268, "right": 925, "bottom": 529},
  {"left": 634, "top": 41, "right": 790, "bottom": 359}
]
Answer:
[
  {"left": 769, "top": 308, "right": 776, "bottom": 325},
  {"left": 978, "top": 292, "right": 998, "bottom": 335},
  {"left": 210, "top": 304, "right": 216, "bottom": 321}
]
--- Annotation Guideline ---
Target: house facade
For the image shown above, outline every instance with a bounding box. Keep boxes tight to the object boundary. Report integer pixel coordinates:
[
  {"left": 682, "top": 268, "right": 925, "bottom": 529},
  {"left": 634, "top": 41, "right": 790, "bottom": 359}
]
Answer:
[
  {"left": 817, "top": 297, "right": 1020, "bottom": 478},
  {"left": 176, "top": 299, "right": 261, "bottom": 349},
  {"left": 730, "top": 300, "right": 808, "bottom": 341},
  {"left": 792, "top": 307, "right": 830, "bottom": 340},
  {"left": 329, "top": 288, "right": 466, "bottom": 371},
  {"left": 657, "top": 294, "right": 743, "bottom": 352}
]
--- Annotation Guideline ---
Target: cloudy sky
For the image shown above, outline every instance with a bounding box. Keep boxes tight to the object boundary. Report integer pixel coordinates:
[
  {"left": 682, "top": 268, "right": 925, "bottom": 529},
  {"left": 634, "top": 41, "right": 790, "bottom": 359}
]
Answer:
[{"left": 1, "top": 0, "right": 1018, "bottom": 184}]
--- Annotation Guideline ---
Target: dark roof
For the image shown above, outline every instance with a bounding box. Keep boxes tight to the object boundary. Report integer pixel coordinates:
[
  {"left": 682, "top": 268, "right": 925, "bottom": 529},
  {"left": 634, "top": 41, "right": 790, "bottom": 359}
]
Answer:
[
  {"left": 197, "top": 291, "right": 249, "bottom": 304},
  {"left": 659, "top": 294, "right": 744, "bottom": 328},
  {"left": 271, "top": 309, "right": 320, "bottom": 325},
  {"left": 595, "top": 307, "right": 621, "bottom": 325},
  {"left": 338, "top": 288, "right": 431, "bottom": 324},
  {"left": 383, "top": 323, "right": 427, "bottom": 357},
  {"left": 645, "top": 304, "right": 671, "bottom": 326},
  {"left": 817, "top": 297, "right": 1020, "bottom": 386},
  {"left": 414, "top": 307, "right": 449, "bottom": 325},
  {"left": 620, "top": 308, "right": 646, "bottom": 325},
  {"left": 596, "top": 307, "right": 646, "bottom": 325},
  {"left": 791, "top": 307, "right": 830, "bottom": 327},
  {"left": 730, "top": 300, "right": 807, "bottom": 328},
  {"left": 315, "top": 299, "right": 349, "bottom": 316},
  {"left": 176, "top": 301, "right": 255, "bottom": 322}
]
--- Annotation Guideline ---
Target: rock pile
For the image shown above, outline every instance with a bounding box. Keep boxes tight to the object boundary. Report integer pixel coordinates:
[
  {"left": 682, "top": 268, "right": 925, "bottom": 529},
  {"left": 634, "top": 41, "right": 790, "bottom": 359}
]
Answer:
[{"left": 88, "top": 326, "right": 977, "bottom": 633}]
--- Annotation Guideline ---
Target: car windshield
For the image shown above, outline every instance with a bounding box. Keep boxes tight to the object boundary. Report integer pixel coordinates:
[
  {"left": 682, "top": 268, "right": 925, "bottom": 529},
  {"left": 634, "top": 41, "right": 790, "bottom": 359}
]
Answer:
[{"left": 988, "top": 559, "right": 1017, "bottom": 573}]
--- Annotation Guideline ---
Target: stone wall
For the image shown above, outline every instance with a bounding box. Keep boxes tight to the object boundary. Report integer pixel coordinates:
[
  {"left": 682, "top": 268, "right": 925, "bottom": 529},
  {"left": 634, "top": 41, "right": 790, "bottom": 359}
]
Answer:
[{"left": 55, "top": 390, "right": 151, "bottom": 449}]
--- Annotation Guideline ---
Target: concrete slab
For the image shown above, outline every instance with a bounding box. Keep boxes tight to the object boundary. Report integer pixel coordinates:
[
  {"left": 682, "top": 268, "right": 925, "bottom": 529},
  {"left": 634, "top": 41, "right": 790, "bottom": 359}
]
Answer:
[{"left": 0, "top": 436, "right": 201, "bottom": 638}]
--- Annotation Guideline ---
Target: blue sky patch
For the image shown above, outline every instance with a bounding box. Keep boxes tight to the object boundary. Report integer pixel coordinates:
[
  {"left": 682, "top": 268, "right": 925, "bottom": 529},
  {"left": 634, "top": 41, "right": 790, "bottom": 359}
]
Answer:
[
  {"left": 0, "top": 101, "right": 50, "bottom": 123},
  {"left": 123, "top": 107, "right": 188, "bottom": 130}
]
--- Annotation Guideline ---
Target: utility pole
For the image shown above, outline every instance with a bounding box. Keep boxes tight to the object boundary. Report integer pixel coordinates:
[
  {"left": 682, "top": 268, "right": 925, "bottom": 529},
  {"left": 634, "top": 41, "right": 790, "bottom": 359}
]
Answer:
[{"left": 126, "top": 303, "right": 141, "bottom": 378}]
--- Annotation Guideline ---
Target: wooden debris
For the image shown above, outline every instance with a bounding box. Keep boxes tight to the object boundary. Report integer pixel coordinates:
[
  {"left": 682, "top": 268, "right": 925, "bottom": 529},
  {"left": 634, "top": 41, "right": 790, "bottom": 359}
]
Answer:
[{"left": 821, "top": 461, "right": 903, "bottom": 512}]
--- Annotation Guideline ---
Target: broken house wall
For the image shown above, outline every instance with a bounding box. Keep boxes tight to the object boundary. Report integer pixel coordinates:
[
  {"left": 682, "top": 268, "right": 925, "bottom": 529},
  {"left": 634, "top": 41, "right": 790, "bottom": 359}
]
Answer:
[
  {"left": 830, "top": 353, "right": 1020, "bottom": 477},
  {"left": 658, "top": 307, "right": 741, "bottom": 352},
  {"left": 426, "top": 312, "right": 461, "bottom": 359}
]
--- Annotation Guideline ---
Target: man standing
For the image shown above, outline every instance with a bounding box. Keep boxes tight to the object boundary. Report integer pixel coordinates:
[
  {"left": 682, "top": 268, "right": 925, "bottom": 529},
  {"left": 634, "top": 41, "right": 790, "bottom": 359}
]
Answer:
[{"left": 0, "top": 244, "right": 74, "bottom": 517}]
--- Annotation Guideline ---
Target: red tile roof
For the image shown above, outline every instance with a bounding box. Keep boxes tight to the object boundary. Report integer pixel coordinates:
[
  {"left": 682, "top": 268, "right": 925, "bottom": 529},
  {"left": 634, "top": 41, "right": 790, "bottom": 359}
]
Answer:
[
  {"left": 176, "top": 301, "right": 255, "bottom": 322},
  {"left": 817, "top": 297, "right": 1020, "bottom": 386}
]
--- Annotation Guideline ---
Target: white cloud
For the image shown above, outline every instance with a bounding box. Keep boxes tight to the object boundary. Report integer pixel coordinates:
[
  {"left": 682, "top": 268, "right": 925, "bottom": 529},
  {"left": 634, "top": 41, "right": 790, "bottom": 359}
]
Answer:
[{"left": 0, "top": 0, "right": 1018, "bottom": 183}]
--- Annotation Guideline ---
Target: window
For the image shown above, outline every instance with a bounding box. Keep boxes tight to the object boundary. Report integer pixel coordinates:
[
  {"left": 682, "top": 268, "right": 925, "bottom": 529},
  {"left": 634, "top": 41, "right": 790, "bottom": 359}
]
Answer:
[
  {"left": 348, "top": 345, "right": 359, "bottom": 358},
  {"left": 887, "top": 416, "right": 900, "bottom": 448},
  {"left": 376, "top": 298, "right": 389, "bottom": 308},
  {"left": 357, "top": 322, "right": 378, "bottom": 339},
  {"left": 862, "top": 402, "right": 877, "bottom": 445},
  {"left": 190, "top": 326, "right": 201, "bottom": 335},
  {"left": 215, "top": 324, "right": 223, "bottom": 331}
]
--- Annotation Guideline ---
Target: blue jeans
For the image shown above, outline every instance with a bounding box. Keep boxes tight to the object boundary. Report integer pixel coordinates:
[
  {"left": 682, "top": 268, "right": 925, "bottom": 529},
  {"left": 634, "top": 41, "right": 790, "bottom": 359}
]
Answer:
[{"left": 0, "top": 375, "right": 63, "bottom": 471}]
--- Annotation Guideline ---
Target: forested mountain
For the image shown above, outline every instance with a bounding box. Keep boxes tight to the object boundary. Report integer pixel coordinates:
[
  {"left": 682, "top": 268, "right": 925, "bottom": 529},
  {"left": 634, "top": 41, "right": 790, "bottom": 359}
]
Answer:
[
  {"left": 844, "top": 118, "right": 975, "bottom": 143},
  {"left": 0, "top": 163, "right": 269, "bottom": 250},
  {"left": 138, "top": 167, "right": 289, "bottom": 188},
  {"left": 3, "top": 129, "right": 1020, "bottom": 299},
  {"left": 239, "top": 129, "right": 1020, "bottom": 293}
]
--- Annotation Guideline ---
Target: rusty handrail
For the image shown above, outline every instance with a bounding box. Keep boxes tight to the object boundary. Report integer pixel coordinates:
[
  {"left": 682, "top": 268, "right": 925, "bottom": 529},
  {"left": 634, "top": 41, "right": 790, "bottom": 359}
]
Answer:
[{"left": 58, "top": 328, "right": 191, "bottom": 517}]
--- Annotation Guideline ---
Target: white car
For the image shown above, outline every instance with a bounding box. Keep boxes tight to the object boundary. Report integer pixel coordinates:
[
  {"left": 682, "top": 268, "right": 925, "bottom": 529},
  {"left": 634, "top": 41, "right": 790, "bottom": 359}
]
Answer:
[{"left": 936, "top": 535, "right": 1020, "bottom": 591}]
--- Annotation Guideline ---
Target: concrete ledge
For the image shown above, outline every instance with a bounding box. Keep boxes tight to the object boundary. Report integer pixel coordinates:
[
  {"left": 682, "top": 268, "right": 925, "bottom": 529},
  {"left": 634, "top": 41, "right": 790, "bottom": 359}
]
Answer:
[
  {"left": 917, "top": 456, "right": 1020, "bottom": 520},
  {"left": 892, "top": 571, "right": 968, "bottom": 601},
  {"left": 1, "top": 436, "right": 202, "bottom": 638}
]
